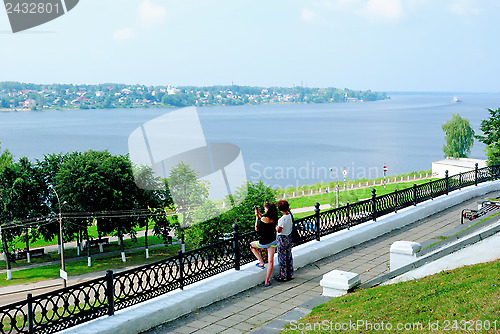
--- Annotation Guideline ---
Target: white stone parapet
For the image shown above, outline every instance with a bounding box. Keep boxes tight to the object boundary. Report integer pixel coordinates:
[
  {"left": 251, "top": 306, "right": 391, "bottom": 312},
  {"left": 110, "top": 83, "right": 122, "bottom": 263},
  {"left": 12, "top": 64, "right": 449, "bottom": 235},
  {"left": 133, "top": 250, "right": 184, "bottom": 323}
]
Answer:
[
  {"left": 320, "top": 270, "right": 360, "bottom": 297},
  {"left": 390, "top": 241, "right": 422, "bottom": 271}
]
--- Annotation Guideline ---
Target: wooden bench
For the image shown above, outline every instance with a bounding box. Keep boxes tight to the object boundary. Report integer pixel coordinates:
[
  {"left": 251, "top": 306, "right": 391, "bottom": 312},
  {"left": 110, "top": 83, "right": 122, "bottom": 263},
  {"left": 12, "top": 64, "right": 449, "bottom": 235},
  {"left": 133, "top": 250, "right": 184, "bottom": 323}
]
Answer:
[
  {"left": 9, "top": 248, "right": 44, "bottom": 261},
  {"left": 84, "top": 238, "right": 109, "bottom": 249},
  {"left": 85, "top": 238, "right": 110, "bottom": 249}
]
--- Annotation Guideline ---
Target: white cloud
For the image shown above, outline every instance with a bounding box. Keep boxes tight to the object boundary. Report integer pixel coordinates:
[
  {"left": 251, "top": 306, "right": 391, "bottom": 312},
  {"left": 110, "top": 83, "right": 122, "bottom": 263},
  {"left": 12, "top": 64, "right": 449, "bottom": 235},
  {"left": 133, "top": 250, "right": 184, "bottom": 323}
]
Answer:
[
  {"left": 360, "top": 0, "right": 404, "bottom": 22},
  {"left": 305, "top": 0, "right": 406, "bottom": 24},
  {"left": 113, "top": 28, "right": 137, "bottom": 41},
  {"left": 448, "top": 0, "right": 480, "bottom": 17},
  {"left": 301, "top": 8, "right": 321, "bottom": 22},
  {"left": 314, "top": 0, "right": 362, "bottom": 11},
  {"left": 138, "top": 0, "right": 167, "bottom": 28}
]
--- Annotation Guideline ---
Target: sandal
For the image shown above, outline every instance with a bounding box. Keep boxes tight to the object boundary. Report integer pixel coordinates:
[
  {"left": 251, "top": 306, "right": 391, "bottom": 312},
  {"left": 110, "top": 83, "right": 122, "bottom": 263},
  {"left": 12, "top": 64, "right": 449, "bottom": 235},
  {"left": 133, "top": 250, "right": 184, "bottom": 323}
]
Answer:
[
  {"left": 264, "top": 281, "right": 272, "bottom": 287},
  {"left": 274, "top": 276, "right": 288, "bottom": 282},
  {"left": 256, "top": 263, "right": 265, "bottom": 269}
]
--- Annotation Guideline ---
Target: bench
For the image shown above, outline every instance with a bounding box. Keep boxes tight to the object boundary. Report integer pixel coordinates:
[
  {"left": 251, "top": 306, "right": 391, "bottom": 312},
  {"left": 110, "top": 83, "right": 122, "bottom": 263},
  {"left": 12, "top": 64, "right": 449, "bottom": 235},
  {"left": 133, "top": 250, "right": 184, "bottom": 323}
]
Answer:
[
  {"left": 8, "top": 248, "right": 44, "bottom": 261},
  {"left": 84, "top": 238, "right": 110, "bottom": 249},
  {"left": 461, "top": 201, "right": 500, "bottom": 224}
]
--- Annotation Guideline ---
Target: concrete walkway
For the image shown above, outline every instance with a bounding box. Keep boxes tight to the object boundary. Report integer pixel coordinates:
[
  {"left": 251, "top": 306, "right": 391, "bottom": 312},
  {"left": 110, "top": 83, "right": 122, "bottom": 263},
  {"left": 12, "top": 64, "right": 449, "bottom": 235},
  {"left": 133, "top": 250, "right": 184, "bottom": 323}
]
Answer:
[{"left": 143, "top": 191, "right": 500, "bottom": 334}]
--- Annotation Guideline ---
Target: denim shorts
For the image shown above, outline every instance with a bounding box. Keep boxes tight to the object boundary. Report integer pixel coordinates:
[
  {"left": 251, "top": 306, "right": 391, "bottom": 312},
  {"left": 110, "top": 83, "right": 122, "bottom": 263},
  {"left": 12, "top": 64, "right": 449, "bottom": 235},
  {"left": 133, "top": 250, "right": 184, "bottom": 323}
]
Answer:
[{"left": 256, "top": 239, "right": 277, "bottom": 249}]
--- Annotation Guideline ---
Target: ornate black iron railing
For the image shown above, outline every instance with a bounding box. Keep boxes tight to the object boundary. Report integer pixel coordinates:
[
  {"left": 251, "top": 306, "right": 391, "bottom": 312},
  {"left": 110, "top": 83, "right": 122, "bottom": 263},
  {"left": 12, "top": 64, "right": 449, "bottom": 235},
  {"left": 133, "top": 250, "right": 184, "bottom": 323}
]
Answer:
[{"left": 1, "top": 163, "right": 498, "bottom": 333}]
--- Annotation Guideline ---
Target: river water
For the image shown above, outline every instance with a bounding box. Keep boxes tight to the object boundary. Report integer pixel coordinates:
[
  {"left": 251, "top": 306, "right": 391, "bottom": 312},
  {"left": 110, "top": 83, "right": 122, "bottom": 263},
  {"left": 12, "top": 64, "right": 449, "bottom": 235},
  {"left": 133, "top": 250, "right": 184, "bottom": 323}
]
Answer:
[{"left": 1, "top": 92, "right": 499, "bottom": 188}]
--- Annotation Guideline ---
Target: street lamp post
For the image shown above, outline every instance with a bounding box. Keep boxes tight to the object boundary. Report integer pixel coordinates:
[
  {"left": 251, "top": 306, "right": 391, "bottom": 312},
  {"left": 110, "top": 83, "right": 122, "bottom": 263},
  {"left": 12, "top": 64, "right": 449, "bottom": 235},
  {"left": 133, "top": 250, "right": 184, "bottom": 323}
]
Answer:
[
  {"left": 50, "top": 185, "right": 66, "bottom": 288},
  {"left": 342, "top": 168, "right": 347, "bottom": 190}
]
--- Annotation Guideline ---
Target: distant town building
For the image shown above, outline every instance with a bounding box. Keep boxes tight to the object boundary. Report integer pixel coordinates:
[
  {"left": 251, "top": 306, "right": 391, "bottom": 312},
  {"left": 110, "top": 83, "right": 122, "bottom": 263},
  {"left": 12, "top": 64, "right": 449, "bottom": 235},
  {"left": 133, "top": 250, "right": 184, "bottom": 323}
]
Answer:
[
  {"left": 24, "top": 98, "right": 36, "bottom": 108},
  {"left": 166, "top": 85, "right": 179, "bottom": 95}
]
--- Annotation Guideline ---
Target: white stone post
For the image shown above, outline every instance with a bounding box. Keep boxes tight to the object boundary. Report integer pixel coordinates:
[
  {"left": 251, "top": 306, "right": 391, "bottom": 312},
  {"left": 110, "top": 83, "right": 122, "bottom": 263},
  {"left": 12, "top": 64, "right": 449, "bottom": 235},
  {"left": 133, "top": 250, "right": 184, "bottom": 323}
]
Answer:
[
  {"left": 320, "top": 270, "right": 361, "bottom": 297},
  {"left": 390, "top": 241, "right": 422, "bottom": 271}
]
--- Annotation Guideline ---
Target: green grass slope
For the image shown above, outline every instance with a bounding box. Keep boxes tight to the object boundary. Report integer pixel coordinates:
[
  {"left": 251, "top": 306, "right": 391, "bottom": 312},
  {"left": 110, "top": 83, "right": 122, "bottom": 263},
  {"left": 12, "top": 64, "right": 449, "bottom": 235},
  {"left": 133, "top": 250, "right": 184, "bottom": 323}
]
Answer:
[{"left": 283, "top": 259, "right": 500, "bottom": 333}]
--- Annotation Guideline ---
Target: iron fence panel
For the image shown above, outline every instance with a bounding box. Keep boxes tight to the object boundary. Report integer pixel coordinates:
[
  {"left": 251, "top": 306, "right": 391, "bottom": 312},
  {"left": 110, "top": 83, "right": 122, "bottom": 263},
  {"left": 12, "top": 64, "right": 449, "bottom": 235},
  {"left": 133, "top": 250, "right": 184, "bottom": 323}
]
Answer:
[
  {"left": 477, "top": 167, "right": 490, "bottom": 183},
  {"left": 113, "top": 257, "right": 181, "bottom": 312},
  {"left": 449, "top": 174, "right": 461, "bottom": 192},
  {"left": 294, "top": 215, "right": 317, "bottom": 244},
  {"left": 489, "top": 165, "right": 500, "bottom": 181},
  {"left": 415, "top": 182, "right": 432, "bottom": 204},
  {"left": 431, "top": 178, "right": 447, "bottom": 197},
  {"left": 181, "top": 240, "right": 235, "bottom": 286},
  {"left": 461, "top": 170, "right": 475, "bottom": 188},
  {"left": 349, "top": 199, "right": 373, "bottom": 227},
  {"left": 397, "top": 187, "right": 414, "bottom": 208},
  {"left": 239, "top": 231, "right": 259, "bottom": 266},
  {"left": 376, "top": 192, "right": 396, "bottom": 217},
  {"left": 319, "top": 206, "right": 348, "bottom": 236},
  {"left": 0, "top": 300, "right": 29, "bottom": 334},
  {"left": 31, "top": 277, "right": 108, "bottom": 334}
]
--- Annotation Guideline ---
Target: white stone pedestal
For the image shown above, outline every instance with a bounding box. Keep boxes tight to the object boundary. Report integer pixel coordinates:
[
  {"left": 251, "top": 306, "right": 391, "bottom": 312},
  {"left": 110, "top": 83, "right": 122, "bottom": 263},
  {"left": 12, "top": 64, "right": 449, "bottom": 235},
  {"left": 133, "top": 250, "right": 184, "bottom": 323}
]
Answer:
[
  {"left": 320, "top": 270, "right": 360, "bottom": 297},
  {"left": 390, "top": 241, "right": 422, "bottom": 271}
]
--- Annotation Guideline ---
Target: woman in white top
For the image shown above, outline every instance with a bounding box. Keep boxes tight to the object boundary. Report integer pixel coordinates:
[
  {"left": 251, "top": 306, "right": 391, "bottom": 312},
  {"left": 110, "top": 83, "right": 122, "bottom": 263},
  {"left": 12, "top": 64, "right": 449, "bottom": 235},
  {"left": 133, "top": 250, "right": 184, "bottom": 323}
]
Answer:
[{"left": 275, "top": 200, "right": 294, "bottom": 281}]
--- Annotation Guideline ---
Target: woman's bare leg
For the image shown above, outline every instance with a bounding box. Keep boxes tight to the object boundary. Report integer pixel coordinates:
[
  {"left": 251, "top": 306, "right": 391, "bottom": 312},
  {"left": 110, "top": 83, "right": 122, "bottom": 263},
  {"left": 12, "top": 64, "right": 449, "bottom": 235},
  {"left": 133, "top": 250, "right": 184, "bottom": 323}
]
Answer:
[
  {"left": 265, "top": 247, "right": 276, "bottom": 285},
  {"left": 250, "top": 241, "right": 265, "bottom": 266}
]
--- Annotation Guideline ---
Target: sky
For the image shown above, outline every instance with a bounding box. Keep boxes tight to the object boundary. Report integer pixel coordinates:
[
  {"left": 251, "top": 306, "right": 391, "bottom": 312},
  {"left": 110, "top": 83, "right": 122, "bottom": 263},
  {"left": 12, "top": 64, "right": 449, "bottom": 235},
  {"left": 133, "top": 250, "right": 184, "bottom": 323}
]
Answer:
[{"left": 0, "top": 0, "right": 499, "bottom": 92}]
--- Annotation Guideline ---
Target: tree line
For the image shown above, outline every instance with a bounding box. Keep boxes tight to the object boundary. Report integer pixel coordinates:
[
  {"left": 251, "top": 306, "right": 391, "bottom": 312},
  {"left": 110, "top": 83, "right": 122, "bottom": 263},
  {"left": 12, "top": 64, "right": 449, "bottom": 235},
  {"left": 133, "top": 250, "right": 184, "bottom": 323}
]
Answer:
[
  {"left": 0, "top": 147, "right": 276, "bottom": 269},
  {"left": 0, "top": 81, "right": 389, "bottom": 110}
]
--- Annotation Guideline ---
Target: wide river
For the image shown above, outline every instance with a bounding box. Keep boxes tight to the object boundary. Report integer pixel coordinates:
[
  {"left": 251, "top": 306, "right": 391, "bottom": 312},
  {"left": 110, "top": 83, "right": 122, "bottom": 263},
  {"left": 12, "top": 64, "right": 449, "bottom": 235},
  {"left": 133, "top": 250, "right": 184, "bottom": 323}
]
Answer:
[{"left": 1, "top": 92, "right": 499, "bottom": 189}]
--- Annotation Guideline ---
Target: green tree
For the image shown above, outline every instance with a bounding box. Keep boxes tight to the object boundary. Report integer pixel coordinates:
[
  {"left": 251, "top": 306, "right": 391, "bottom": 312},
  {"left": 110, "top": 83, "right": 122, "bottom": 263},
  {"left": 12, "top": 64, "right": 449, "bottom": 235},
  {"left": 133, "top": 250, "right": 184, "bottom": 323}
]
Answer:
[
  {"left": 0, "top": 145, "right": 13, "bottom": 169},
  {"left": 183, "top": 180, "right": 277, "bottom": 247},
  {"left": 131, "top": 164, "right": 172, "bottom": 254},
  {"left": 35, "top": 152, "right": 79, "bottom": 242},
  {"left": 221, "top": 181, "right": 276, "bottom": 232},
  {"left": 0, "top": 155, "right": 48, "bottom": 271},
  {"left": 55, "top": 151, "right": 140, "bottom": 250},
  {"left": 167, "top": 162, "right": 209, "bottom": 241},
  {"left": 184, "top": 201, "right": 224, "bottom": 247},
  {"left": 0, "top": 98, "right": 9, "bottom": 108},
  {"left": 0, "top": 146, "right": 15, "bottom": 271},
  {"left": 441, "top": 113, "right": 474, "bottom": 158},
  {"left": 476, "top": 108, "right": 500, "bottom": 165}
]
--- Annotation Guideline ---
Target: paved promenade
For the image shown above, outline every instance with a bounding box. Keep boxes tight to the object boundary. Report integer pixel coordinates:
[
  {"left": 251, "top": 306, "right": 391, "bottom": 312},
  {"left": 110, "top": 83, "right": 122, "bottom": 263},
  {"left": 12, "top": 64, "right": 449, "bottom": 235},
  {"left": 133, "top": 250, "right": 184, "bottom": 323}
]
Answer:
[{"left": 144, "top": 191, "right": 500, "bottom": 334}]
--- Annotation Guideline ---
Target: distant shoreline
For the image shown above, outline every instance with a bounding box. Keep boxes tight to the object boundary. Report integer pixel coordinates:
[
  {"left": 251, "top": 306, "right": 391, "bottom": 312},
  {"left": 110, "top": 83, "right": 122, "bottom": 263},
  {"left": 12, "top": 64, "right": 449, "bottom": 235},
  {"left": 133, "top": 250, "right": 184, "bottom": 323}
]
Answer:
[
  {"left": 0, "top": 82, "right": 389, "bottom": 112},
  {"left": 0, "top": 98, "right": 384, "bottom": 113}
]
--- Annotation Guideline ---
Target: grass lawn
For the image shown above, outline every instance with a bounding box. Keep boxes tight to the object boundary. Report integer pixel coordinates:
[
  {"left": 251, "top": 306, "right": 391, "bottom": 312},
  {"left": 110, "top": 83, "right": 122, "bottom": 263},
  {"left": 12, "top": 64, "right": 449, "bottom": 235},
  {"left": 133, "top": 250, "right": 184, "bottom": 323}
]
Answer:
[
  {"left": 1, "top": 234, "right": 172, "bottom": 269},
  {"left": 11, "top": 223, "right": 158, "bottom": 250},
  {"left": 282, "top": 259, "right": 500, "bottom": 334},
  {"left": 288, "top": 179, "right": 435, "bottom": 210},
  {"left": 0, "top": 241, "right": 189, "bottom": 287},
  {"left": 277, "top": 170, "right": 432, "bottom": 194}
]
